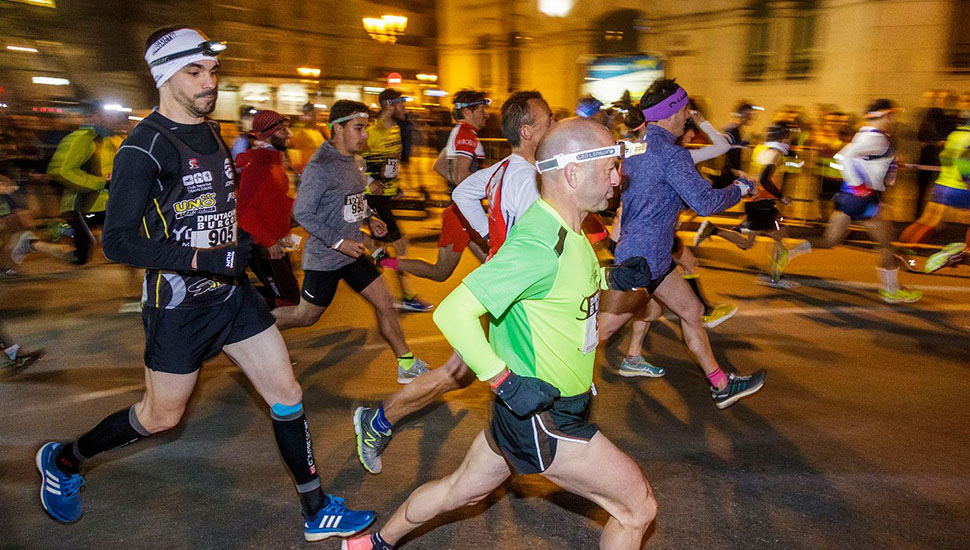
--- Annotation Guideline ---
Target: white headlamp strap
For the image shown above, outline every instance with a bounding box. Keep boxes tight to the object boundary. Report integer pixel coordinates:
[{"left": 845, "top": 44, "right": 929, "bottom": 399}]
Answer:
[
  {"left": 330, "top": 111, "right": 370, "bottom": 126},
  {"left": 535, "top": 141, "right": 646, "bottom": 174},
  {"left": 145, "top": 29, "right": 220, "bottom": 88}
]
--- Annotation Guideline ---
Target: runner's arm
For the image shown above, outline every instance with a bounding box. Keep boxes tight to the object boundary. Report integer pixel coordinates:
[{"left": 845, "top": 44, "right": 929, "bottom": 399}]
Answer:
[
  {"left": 452, "top": 169, "right": 489, "bottom": 238},
  {"left": 667, "top": 148, "right": 743, "bottom": 215},
  {"left": 689, "top": 121, "right": 731, "bottom": 164},
  {"left": 759, "top": 151, "right": 784, "bottom": 199},
  {"left": 451, "top": 154, "right": 474, "bottom": 185},
  {"left": 46, "top": 132, "right": 106, "bottom": 192},
  {"left": 292, "top": 163, "right": 348, "bottom": 248},
  {"left": 101, "top": 147, "right": 195, "bottom": 270},
  {"left": 433, "top": 283, "right": 506, "bottom": 382}
]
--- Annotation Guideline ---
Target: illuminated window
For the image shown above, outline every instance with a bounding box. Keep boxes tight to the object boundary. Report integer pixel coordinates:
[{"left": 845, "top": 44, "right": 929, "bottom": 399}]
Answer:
[
  {"left": 787, "top": 0, "right": 818, "bottom": 78},
  {"left": 742, "top": 0, "right": 771, "bottom": 81},
  {"left": 592, "top": 10, "right": 641, "bottom": 55}
]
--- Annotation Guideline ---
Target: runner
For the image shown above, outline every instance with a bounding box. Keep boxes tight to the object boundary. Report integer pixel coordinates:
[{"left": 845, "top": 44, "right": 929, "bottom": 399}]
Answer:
[
  {"left": 363, "top": 89, "right": 432, "bottom": 312},
  {"left": 352, "top": 91, "right": 555, "bottom": 475},
  {"left": 34, "top": 28, "right": 373, "bottom": 541},
  {"left": 809, "top": 99, "right": 922, "bottom": 303},
  {"left": 694, "top": 121, "right": 812, "bottom": 287},
  {"left": 374, "top": 90, "right": 490, "bottom": 282},
  {"left": 272, "top": 100, "right": 431, "bottom": 385},
  {"left": 235, "top": 109, "right": 300, "bottom": 307},
  {"left": 342, "top": 118, "right": 657, "bottom": 550},
  {"left": 898, "top": 121, "right": 970, "bottom": 273},
  {"left": 288, "top": 102, "right": 326, "bottom": 174},
  {"left": 46, "top": 100, "right": 126, "bottom": 265},
  {"left": 712, "top": 101, "right": 760, "bottom": 189},
  {"left": 599, "top": 78, "right": 767, "bottom": 409},
  {"left": 614, "top": 108, "right": 739, "bottom": 377}
]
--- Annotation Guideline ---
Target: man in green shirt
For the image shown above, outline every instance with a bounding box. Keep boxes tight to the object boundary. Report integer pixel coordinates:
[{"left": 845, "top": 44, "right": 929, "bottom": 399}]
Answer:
[{"left": 342, "top": 118, "right": 657, "bottom": 550}]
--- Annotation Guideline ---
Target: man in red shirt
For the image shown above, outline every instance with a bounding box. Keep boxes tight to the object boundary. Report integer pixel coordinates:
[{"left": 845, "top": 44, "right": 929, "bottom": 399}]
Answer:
[{"left": 236, "top": 110, "right": 299, "bottom": 307}]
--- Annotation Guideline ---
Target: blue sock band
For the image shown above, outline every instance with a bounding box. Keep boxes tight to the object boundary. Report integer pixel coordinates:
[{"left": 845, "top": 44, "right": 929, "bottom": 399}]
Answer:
[
  {"left": 271, "top": 402, "right": 304, "bottom": 419},
  {"left": 374, "top": 404, "right": 393, "bottom": 432}
]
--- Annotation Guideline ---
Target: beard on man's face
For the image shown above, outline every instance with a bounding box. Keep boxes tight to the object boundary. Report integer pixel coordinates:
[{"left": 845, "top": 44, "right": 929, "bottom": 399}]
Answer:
[
  {"left": 269, "top": 134, "right": 288, "bottom": 151},
  {"left": 179, "top": 88, "right": 217, "bottom": 117}
]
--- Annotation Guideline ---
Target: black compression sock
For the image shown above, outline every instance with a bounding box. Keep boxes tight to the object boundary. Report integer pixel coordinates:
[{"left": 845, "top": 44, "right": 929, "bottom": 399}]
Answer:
[
  {"left": 684, "top": 275, "right": 711, "bottom": 310},
  {"left": 271, "top": 403, "right": 324, "bottom": 516},
  {"left": 372, "top": 531, "right": 395, "bottom": 550},
  {"left": 60, "top": 406, "right": 150, "bottom": 473}
]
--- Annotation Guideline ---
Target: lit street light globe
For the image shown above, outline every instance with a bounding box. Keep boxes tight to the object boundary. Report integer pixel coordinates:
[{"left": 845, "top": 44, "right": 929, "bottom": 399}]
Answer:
[{"left": 538, "top": 0, "right": 574, "bottom": 17}]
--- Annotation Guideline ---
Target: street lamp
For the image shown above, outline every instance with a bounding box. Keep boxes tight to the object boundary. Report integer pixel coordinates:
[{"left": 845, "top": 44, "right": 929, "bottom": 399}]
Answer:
[{"left": 362, "top": 15, "right": 408, "bottom": 43}]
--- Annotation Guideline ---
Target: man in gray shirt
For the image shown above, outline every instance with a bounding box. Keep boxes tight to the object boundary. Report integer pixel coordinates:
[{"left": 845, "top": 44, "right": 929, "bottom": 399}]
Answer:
[{"left": 273, "top": 100, "right": 430, "bottom": 385}]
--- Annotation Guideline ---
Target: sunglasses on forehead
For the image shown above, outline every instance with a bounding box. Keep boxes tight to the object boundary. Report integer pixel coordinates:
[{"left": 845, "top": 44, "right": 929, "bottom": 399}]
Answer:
[
  {"left": 148, "top": 40, "right": 226, "bottom": 68},
  {"left": 536, "top": 140, "right": 647, "bottom": 174}
]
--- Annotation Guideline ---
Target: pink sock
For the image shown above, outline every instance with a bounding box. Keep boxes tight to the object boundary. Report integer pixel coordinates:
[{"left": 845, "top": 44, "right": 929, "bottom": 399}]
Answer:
[
  {"left": 381, "top": 257, "right": 399, "bottom": 270},
  {"left": 706, "top": 368, "right": 727, "bottom": 389}
]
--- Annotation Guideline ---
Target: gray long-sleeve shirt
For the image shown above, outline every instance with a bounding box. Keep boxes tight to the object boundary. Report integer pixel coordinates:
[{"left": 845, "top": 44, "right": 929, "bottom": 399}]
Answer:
[
  {"left": 615, "top": 124, "right": 742, "bottom": 275},
  {"left": 294, "top": 141, "right": 368, "bottom": 272}
]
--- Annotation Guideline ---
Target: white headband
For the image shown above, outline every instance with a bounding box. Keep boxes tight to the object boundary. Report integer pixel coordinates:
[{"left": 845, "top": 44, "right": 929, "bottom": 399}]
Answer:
[{"left": 144, "top": 28, "right": 220, "bottom": 88}]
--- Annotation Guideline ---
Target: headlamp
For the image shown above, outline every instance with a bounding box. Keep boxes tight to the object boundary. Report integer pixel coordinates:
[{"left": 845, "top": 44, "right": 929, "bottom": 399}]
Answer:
[
  {"left": 454, "top": 98, "right": 491, "bottom": 111},
  {"left": 148, "top": 40, "right": 226, "bottom": 68},
  {"left": 536, "top": 140, "right": 647, "bottom": 174},
  {"left": 382, "top": 96, "right": 413, "bottom": 106}
]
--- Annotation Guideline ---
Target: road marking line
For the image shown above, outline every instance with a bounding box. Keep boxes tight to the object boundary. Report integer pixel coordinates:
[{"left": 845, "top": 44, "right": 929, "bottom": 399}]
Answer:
[{"left": 19, "top": 384, "right": 144, "bottom": 414}]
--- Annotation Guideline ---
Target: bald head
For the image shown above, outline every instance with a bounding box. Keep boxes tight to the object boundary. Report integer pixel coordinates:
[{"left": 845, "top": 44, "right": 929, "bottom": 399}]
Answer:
[
  {"left": 535, "top": 117, "right": 614, "bottom": 173},
  {"left": 535, "top": 117, "right": 620, "bottom": 217}
]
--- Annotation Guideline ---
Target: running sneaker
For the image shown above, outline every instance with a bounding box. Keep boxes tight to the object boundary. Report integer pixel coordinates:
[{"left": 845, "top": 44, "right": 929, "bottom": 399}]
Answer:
[
  {"left": 693, "top": 220, "right": 715, "bottom": 246},
  {"left": 878, "top": 287, "right": 923, "bottom": 304},
  {"left": 400, "top": 297, "right": 434, "bottom": 313},
  {"left": 701, "top": 303, "right": 739, "bottom": 329},
  {"left": 768, "top": 246, "right": 789, "bottom": 282},
  {"left": 711, "top": 371, "right": 766, "bottom": 410},
  {"left": 371, "top": 247, "right": 391, "bottom": 268},
  {"left": 304, "top": 495, "right": 375, "bottom": 542},
  {"left": 36, "top": 442, "right": 85, "bottom": 523},
  {"left": 10, "top": 231, "right": 36, "bottom": 264},
  {"left": 354, "top": 407, "right": 391, "bottom": 474},
  {"left": 397, "top": 357, "right": 429, "bottom": 384},
  {"left": 342, "top": 533, "right": 392, "bottom": 550},
  {"left": 924, "top": 242, "right": 967, "bottom": 274},
  {"left": 618, "top": 356, "right": 665, "bottom": 378}
]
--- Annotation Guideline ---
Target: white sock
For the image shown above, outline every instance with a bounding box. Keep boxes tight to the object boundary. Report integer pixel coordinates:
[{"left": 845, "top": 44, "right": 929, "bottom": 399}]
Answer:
[{"left": 877, "top": 268, "right": 900, "bottom": 292}]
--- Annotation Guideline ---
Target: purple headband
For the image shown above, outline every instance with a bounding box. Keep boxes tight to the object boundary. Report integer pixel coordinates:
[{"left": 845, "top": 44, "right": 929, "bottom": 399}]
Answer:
[{"left": 641, "top": 86, "right": 689, "bottom": 122}]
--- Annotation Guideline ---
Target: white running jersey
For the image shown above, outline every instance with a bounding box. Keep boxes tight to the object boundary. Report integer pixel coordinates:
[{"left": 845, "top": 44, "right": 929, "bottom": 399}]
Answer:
[
  {"left": 837, "top": 126, "right": 897, "bottom": 192},
  {"left": 452, "top": 153, "right": 538, "bottom": 254}
]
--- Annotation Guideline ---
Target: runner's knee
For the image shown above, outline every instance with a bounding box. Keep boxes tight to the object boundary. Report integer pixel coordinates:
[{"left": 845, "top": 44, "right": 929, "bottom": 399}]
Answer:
[
  {"left": 615, "top": 476, "right": 657, "bottom": 532},
  {"left": 137, "top": 402, "right": 187, "bottom": 433}
]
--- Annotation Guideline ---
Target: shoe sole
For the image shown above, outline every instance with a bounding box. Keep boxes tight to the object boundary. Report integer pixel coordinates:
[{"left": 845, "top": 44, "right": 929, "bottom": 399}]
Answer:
[
  {"left": 714, "top": 379, "right": 765, "bottom": 409},
  {"left": 693, "top": 221, "right": 710, "bottom": 246},
  {"left": 306, "top": 519, "right": 375, "bottom": 542},
  {"left": 618, "top": 369, "right": 665, "bottom": 378},
  {"left": 352, "top": 407, "right": 381, "bottom": 475},
  {"left": 399, "top": 306, "right": 434, "bottom": 313},
  {"left": 702, "top": 306, "right": 739, "bottom": 329},
  {"left": 36, "top": 443, "right": 81, "bottom": 524}
]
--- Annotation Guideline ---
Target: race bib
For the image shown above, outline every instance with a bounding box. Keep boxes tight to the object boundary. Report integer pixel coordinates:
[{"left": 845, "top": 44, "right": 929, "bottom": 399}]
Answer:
[
  {"left": 343, "top": 192, "right": 367, "bottom": 223},
  {"left": 582, "top": 292, "right": 600, "bottom": 355},
  {"left": 382, "top": 158, "right": 399, "bottom": 179},
  {"left": 191, "top": 211, "right": 237, "bottom": 248}
]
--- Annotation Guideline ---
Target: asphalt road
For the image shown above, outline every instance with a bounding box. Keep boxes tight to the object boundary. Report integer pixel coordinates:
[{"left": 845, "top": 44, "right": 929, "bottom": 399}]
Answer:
[{"left": 1, "top": 219, "right": 969, "bottom": 550}]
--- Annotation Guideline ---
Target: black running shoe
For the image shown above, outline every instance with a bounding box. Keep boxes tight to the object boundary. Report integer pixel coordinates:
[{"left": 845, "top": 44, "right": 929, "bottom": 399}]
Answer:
[{"left": 711, "top": 371, "right": 766, "bottom": 409}]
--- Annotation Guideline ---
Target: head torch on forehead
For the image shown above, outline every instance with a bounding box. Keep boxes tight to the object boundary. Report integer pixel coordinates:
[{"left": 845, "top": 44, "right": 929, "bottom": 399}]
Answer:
[
  {"left": 536, "top": 140, "right": 647, "bottom": 174},
  {"left": 454, "top": 98, "right": 491, "bottom": 110},
  {"left": 329, "top": 111, "right": 370, "bottom": 126},
  {"left": 383, "top": 96, "right": 413, "bottom": 106},
  {"left": 148, "top": 40, "right": 226, "bottom": 68}
]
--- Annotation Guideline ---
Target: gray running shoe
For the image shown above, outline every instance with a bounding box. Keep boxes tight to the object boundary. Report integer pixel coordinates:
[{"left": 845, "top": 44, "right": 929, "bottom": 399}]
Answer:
[
  {"left": 397, "top": 358, "right": 429, "bottom": 384},
  {"left": 711, "top": 371, "right": 766, "bottom": 409},
  {"left": 10, "top": 231, "right": 36, "bottom": 265},
  {"left": 353, "top": 407, "right": 391, "bottom": 474},
  {"left": 618, "top": 356, "right": 666, "bottom": 378}
]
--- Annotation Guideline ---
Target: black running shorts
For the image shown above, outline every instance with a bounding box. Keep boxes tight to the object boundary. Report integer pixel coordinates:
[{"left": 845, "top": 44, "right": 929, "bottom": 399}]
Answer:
[
  {"left": 364, "top": 194, "right": 402, "bottom": 243},
  {"left": 141, "top": 281, "right": 275, "bottom": 375},
  {"left": 485, "top": 392, "right": 598, "bottom": 475},
  {"left": 301, "top": 256, "right": 382, "bottom": 308},
  {"left": 743, "top": 199, "right": 780, "bottom": 231}
]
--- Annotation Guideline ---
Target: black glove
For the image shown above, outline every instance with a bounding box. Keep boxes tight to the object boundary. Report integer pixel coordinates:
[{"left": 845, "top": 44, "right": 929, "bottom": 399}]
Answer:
[
  {"left": 493, "top": 371, "right": 560, "bottom": 417},
  {"left": 195, "top": 231, "right": 252, "bottom": 276},
  {"left": 605, "top": 256, "right": 652, "bottom": 291}
]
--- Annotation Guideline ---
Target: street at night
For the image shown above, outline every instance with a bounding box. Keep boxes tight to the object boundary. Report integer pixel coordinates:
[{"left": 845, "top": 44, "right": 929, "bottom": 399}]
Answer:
[{"left": 2, "top": 214, "right": 968, "bottom": 549}]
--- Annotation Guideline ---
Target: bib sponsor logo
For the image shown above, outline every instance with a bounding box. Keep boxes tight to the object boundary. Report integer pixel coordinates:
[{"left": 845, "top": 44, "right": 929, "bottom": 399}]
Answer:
[
  {"left": 223, "top": 158, "right": 234, "bottom": 182},
  {"left": 188, "top": 158, "right": 200, "bottom": 170},
  {"left": 181, "top": 170, "right": 214, "bottom": 192},
  {"left": 173, "top": 192, "right": 217, "bottom": 219},
  {"left": 193, "top": 211, "right": 236, "bottom": 248},
  {"left": 186, "top": 278, "right": 225, "bottom": 296}
]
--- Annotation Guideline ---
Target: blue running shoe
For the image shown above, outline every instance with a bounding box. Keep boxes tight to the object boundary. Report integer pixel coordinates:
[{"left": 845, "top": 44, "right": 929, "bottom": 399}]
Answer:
[
  {"left": 36, "top": 442, "right": 85, "bottom": 523},
  {"left": 304, "top": 495, "right": 375, "bottom": 542}
]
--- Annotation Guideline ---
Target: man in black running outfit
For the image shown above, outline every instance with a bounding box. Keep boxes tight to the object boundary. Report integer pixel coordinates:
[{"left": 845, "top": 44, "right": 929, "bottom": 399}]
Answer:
[{"left": 34, "top": 27, "right": 373, "bottom": 542}]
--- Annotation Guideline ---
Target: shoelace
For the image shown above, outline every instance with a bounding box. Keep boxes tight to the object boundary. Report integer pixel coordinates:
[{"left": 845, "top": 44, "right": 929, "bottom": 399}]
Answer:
[
  {"left": 324, "top": 495, "right": 347, "bottom": 512},
  {"left": 61, "top": 475, "right": 85, "bottom": 498}
]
